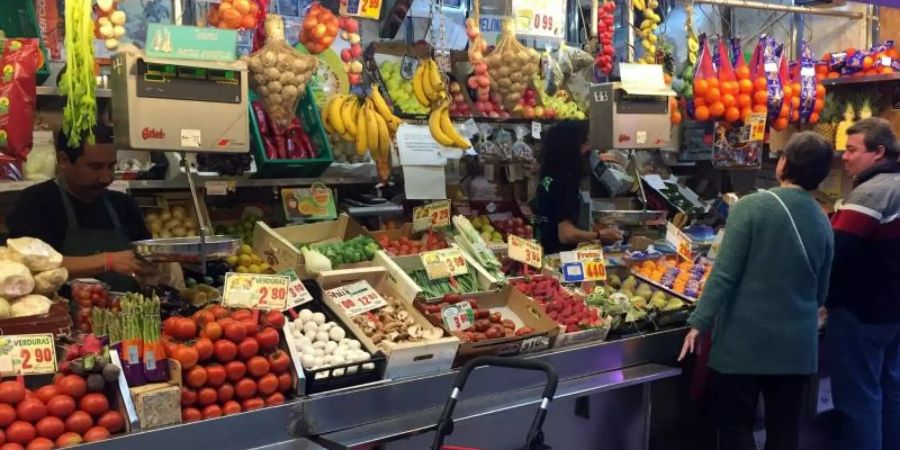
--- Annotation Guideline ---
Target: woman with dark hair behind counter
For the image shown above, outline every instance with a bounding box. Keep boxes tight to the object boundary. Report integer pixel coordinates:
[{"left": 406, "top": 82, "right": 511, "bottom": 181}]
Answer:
[{"left": 533, "top": 121, "right": 622, "bottom": 254}]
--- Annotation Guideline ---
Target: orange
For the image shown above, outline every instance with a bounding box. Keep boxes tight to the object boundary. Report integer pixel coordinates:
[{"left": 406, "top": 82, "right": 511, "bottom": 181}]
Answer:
[
  {"left": 248, "top": 2, "right": 259, "bottom": 14},
  {"left": 736, "top": 66, "right": 750, "bottom": 80},
  {"left": 722, "top": 93, "right": 736, "bottom": 108},
  {"left": 694, "top": 105, "right": 710, "bottom": 121},
  {"left": 739, "top": 79, "right": 753, "bottom": 94},
  {"left": 232, "top": 0, "right": 251, "bottom": 15},
  {"left": 671, "top": 110, "right": 682, "bottom": 125},
  {"left": 239, "top": 14, "right": 256, "bottom": 29},
  {"left": 827, "top": 72, "right": 840, "bottom": 79},
  {"left": 815, "top": 84, "right": 826, "bottom": 98},
  {"left": 694, "top": 79, "right": 708, "bottom": 97},
  {"left": 753, "top": 90, "right": 769, "bottom": 106},
  {"left": 773, "top": 117, "right": 789, "bottom": 130},
  {"left": 814, "top": 98, "right": 824, "bottom": 112},
  {"left": 706, "top": 87, "right": 721, "bottom": 104},
  {"left": 791, "top": 110, "right": 800, "bottom": 122},
  {"left": 740, "top": 107, "right": 753, "bottom": 121},
  {"left": 809, "top": 112, "right": 820, "bottom": 124},
  {"left": 221, "top": 8, "right": 242, "bottom": 28},
  {"left": 887, "top": 48, "right": 898, "bottom": 59},
  {"left": 816, "top": 64, "right": 829, "bottom": 74},
  {"left": 709, "top": 101, "right": 725, "bottom": 117},
  {"left": 880, "top": 66, "right": 894, "bottom": 74},
  {"left": 754, "top": 77, "right": 768, "bottom": 91},
  {"left": 738, "top": 93, "right": 752, "bottom": 108},
  {"left": 726, "top": 81, "right": 740, "bottom": 96},
  {"left": 779, "top": 103, "right": 790, "bottom": 118},
  {"left": 816, "top": 73, "right": 826, "bottom": 81},
  {"left": 863, "top": 56, "right": 874, "bottom": 70},
  {"left": 791, "top": 83, "right": 801, "bottom": 95},
  {"left": 693, "top": 97, "right": 706, "bottom": 107},
  {"left": 724, "top": 106, "right": 741, "bottom": 123},
  {"left": 782, "top": 85, "right": 793, "bottom": 98},
  {"left": 752, "top": 104, "right": 768, "bottom": 113},
  {"left": 208, "top": 8, "right": 220, "bottom": 25},
  {"left": 791, "top": 96, "right": 800, "bottom": 109},
  {"left": 706, "top": 77, "right": 719, "bottom": 89}
]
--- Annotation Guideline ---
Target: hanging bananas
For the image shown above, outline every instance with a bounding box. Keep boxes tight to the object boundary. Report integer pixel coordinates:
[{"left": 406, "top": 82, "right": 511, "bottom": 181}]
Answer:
[
  {"left": 428, "top": 101, "right": 471, "bottom": 150},
  {"left": 635, "top": 0, "right": 661, "bottom": 64},
  {"left": 413, "top": 58, "right": 447, "bottom": 108},
  {"left": 322, "top": 91, "right": 396, "bottom": 182}
]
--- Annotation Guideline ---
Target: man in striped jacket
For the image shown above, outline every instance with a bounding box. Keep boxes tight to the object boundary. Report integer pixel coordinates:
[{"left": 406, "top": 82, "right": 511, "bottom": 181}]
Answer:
[{"left": 827, "top": 117, "right": 900, "bottom": 450}]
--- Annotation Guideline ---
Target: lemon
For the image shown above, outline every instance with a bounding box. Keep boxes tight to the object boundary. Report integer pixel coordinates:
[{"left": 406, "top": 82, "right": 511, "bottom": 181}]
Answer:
[
  {"left": 238, "top": 254, "right": 252, "bottom": 266},
  {"left": 240, "top": 244, "right": 253, "bottom": 255},
  {"left": 259, "top": 263, "right": 271, "bottom": 273},
  {"left": 248, "top": 264, "right": 261, "bottom": 273},
  {"left": 226, "top": 255, "right": 239, "bottom": 266},
  {"left": 251, "top": 254, "right": 262, "bottom": 265},
  {"left": 236, "top": 265, "right": 249, "bottom": 273}
]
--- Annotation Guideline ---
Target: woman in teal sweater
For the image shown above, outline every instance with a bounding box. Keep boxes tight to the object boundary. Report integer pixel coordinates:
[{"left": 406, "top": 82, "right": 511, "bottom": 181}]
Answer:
[{"left": 679, "top": 131, "right": 835, "bottom": 450}]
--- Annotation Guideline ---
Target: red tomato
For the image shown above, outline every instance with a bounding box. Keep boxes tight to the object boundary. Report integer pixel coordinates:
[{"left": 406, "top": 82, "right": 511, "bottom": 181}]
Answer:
[
  {"left": 24, "top": 437, "right": 53, "bottom": 450},
  {"left": 277, "top": 372, "right": 293, "bottom": 393},
  {"left": 181, "top": 407, "right": 202, "bottom": 423},
  {"left": 181, "top": 387, "right": 197, "bottom": 407},
  {"left": 208, "top": 305, "right": 229, "bottom": 319},
  {"left": 267, "top": 350, "right": 290, "bottom": 374},
  {"left": 0, "top": 382, "right": 26, "bottom": 405},
  {"left": 34, "top": 417, "right": 64, "bottom": 440},
  {"left": 0, "top": 404, "right": 16, "bottom": 427},
  {"left": 6, "top": 422, "right": 35, "bottom": 445},
  {"left": 57, "top": 376, "right": 86, "bottom": 399},
  {"left": 222, "top": 400, "right": 241, "bottom": 415},
  {"left": 194, "top": 338, "right": 214, "bottom": 362},
  {"left": 216, "top": 383, "right": 235, "bottom": 403},
  {"left": 234, "top": 379, "right": 257, "bottom": 400},
  {"left": 174, "top": 345, "right": 199, "bottom": 369},
  {"left": 256, "top": 373, "right": 279, "bottom": 396},
  {"left": 192, "top": 310, "right": 215, "bottom": 326},
  {"left": 33, "top": 386, "right": 60, "bottom": 405},
  {"left": 205, "top": 364, "right": 227, "bottom": 387},
  {"left": 55, "top": 431, "right": 82, "bottom": 448},
  {"left": 239, "top": 319, "right": 258, "bottom": 337},
  {"left": 0, "top": 444, "right": 22, "bottom": 450},
  {"left": 202, "top": 404, "right": 222, "bottom": 419},
  {"left": 83, "top": 426, "right": 110, "bottom": 443},
  {"left": 214, "top": 339, "right": 238, "bottom": 363},
  {"left": 46, "top": 396, "right": 75, "bottom": 419},
  {"left": 196, "top": 388, "right": 217, "bottom": 407},
  {"left": 225, "top": 361, "right": 246, "bottom": 382},
  {"left": 162, "top": 316, "right": 179, "bottom": 337},
  {"left": 79, "top": 393, "right": 109, "bottom": 416},
  {"left": 246, "top": 356, "right": 270, "bottom": 378},
  {"left": 231, "top": 309, "right": 253, "bottom": 321},
  {"left": 265, "top": 392, "right": 285, "bottom": 406},
  {"left": 185, "top": 366, "right": 208, "bottom": 389},
  {"left": 200, "top": 322, "right": 222, "bottom": 340},
  {"left": 255, "top": 327, "right": 279, "bottom": 350},
  {"left": 263, "top": 311, "right": 286, "bottom": 329},
  {"left": 237, "top": 337, "right": 259, "bottom": 360},
  {"left": 241, "top": 397, "right": 265, "bottom": 411},
  {"left": 164, "top": 340, "right": 179, "bottom": 359},
  {"left": 96, "top": 411, "right": 124, "bottom": 433},
  {"left": 16, "top": 398, "right": 46, "bottom": 423},
  {"left": 223, "top": 323, "right": 247, "bottom": 343},
  {"left": 173, "top": 317, "right": 197, "bottom": 340},
  {"left": 64, "top": 411, "right": 92, "bottom": 434}
]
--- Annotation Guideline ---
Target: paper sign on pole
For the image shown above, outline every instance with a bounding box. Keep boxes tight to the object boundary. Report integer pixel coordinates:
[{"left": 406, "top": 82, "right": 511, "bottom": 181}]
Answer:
[
  {"left": 0, "top": 334, "right": 57, "bottom": 376},
  {"left": 223, "top": 273, "right": 291, "bottom": 310},
  {"left": 413, "top": 200, "right": 451, "bottom": 232},
  {"left": 666, "top": 222, "right": 693, "bottom": 260},
  {"left": 325, "top": 280, "right": 388, "bottom": 317}
]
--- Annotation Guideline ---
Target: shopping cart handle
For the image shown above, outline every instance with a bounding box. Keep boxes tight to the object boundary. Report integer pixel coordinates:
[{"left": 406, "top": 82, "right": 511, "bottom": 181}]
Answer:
[{"left": 455, "top": 357, "right": 558, "bottom": 400}]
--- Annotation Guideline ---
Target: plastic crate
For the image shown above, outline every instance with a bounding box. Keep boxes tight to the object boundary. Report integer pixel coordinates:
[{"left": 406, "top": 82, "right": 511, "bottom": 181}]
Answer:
[
  {"left": 0, "top": 0, "right": 51, "bottom": 84},
  {"left": 249, "top": 86, "right": 334, "bottom": 178}
]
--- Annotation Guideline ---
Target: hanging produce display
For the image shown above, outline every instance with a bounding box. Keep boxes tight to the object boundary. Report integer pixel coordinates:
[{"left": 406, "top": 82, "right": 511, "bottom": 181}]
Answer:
[
  {"left": 60, "top": 0, "right": 97, "bottom": 147},
  {"left": 484, "top": 18, "right": 541, "bottom": 110},
  {"left": 299, "top": 3, "right": 338, "bottom": 54},
  {"left": 93, "top": 0, "right": 127, "bottom": 50},
  {"left": 465, "top": 18, "right": 491, "bottom": 108},
  {"left": 715, "top": 39, "right": 741, "bottom": 124},
  {"left": 595, "top": 0, "right": 616, "bottom": 76},
  {"left": 336, "top": 16, "right": 364, "bottom": 86},
  {"left": 207, "top": 0, "right": 260, "bottom": 30},
  {"left": 413, "top": 58, "right": 448, "bottom": 108},
  {"left": 322, "top": 88, "right": 401, "bottom": 180},
  {"left": 634, "top": 0, "right": 660, "bottom": 64}
]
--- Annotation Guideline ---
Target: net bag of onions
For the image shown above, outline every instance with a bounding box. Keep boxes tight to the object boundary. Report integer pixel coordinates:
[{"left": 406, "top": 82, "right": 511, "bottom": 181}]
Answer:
[
  {"left": 484, "top": 18, "right": 541, "bottom": 110},
  {"left": 243, "top": 14, "right": 318, "bottom": 129}
]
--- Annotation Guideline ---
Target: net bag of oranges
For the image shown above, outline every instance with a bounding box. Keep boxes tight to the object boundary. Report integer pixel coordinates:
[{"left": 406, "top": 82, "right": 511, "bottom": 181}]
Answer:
[
  {"left": 792, "top": 41, "right": 825, "bottom": 124},
  {"left": 687, "top": 34, "right": 718, "bottom": 122},
  {"left": 484, "top": 18, "right": 542, "bottom": 110},
  {"left": 730, "top": 37, "right": 755, "bottom": 124},
  {"left": 207, "top": 0, "right": 259, "bottom": 29},
  {"left": 715, "top": 37, "right": 742, "bottom": 124},
  {"left": 243, "top": 15, "right": 318, "bottom": 130}
]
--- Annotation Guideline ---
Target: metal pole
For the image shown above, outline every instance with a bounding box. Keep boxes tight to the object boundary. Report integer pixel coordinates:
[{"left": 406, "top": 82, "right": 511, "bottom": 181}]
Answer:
[
  {"left": 182, "top": 152, "right": 209, "bottom": 276},
  {"left": 692, "top": 0, "right": 863, "bottom": 19},
  {"left": 625, "top": 0, "right": 635, "bottom": 62},
  {"left": 591, "top": 0, "right": 599, "bottom": 40},
  {"left": 870, "top": 4, "right": 880, "bottom": 48},
  {"left": 792, "top": 12, "right": 803, "bottom": 60}
]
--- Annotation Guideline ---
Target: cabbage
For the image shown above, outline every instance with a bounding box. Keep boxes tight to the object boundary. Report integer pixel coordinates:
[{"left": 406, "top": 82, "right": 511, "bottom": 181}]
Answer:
[
  {"left": 0, "top": 261, "right": 34, "bottom": 298},
  {"left": 10, "top": 295, "right": 52, "bottom": 318}
]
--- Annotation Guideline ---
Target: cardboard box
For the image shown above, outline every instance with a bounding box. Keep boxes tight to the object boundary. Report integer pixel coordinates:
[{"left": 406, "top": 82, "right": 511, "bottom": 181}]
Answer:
[
  {"left": 317, "top": 267, "right": 460, "bottom": 380},
  {"left": 112, "top": 353, "right": 182, "bottom": 432},
  {"left": 413, "top": 287, "right": 560, "bottom": 367},
  {"left": 252, "top": 214, "right": 368, "bottom": 278},
  {"left": 372, "top": 246, "right": 500, "bottom": 302}
]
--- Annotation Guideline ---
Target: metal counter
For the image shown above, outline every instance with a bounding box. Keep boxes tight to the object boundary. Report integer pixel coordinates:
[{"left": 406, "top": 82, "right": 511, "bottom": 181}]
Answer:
[{"left": 80, "top": 328, "right": 687, "bottom": 450}]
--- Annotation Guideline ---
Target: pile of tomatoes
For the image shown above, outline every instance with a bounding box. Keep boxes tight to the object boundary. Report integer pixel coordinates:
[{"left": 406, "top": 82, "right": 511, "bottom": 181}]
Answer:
[
  {"left": 376, "top": 233, "right": 448, "bottom": 256},
  {"left": 0, "top": 376, "right": 123, "bottom": 449},
  {"left": 162, "top": 306, "right": 294, "bottom": 422}
]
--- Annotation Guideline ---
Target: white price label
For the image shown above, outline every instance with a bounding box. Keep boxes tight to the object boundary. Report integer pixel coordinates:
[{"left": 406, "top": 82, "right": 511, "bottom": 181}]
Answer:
[
  {"left": 531, "top": 121, "right": 541, "bottom": 139},
  {"left": 882, "top": 56, "right": 892, "bottom": 66},
  {"left": 636, "top": 131, "right": 647, "bottom": 144},
  {"left": 513, "top": 0, "right": 566, "bottom": 39},
  {"left": 279, "top": 269, "right": 314, "bottom": 309},
  {"left": 764, "top": 62, "right": 778, "bottom": 72},
  {"left": 206, "top": 180, "right": 230, "bottom": 196},
  {"left": 508, "top": 235, "right": 542, "bottom": 268},
  {"left": 800, "top": 67, "right": 816, "bottom": 77},
  {"left": 441, "top": 303, "right": 475, "bottom": 332},
  {"left": 421, "top": 248, "right": 468, "bottom": 280},
  {"left": 222, "top": 273, "right": 291, "bottom": 310},
  {"left": 0, "top": 334, "right": 57, "bottom": 376},
  {"left": 413, "top": 200, "right": 451, "bottom": 232},
  {"left": 666, "top": 222, "right": 693, "bottom": 260},
  {"left": 108, "top": 180, "right": 129, "bottom": 194},
  {"left": 180, "top": 129, "right": 202, "bottom": 148},
  {"left": 326, "top": 280, "right": 388, "bottom": 317}
]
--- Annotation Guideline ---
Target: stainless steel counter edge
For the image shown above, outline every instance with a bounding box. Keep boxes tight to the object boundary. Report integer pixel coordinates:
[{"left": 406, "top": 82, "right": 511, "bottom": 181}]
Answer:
[{"left": 73, "top": 328, "right": 687, "bottom": 450}]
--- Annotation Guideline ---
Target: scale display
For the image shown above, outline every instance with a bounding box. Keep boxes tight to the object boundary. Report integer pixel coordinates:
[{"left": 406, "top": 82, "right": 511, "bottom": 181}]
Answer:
[{"left": 136, "top": 60, "right": 242, "bottom": 104}]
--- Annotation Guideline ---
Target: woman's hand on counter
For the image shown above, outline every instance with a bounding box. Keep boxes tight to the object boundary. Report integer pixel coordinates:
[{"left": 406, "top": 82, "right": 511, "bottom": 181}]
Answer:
[{"left": 678, "top": 328, "right": 701, "bottom": 361}]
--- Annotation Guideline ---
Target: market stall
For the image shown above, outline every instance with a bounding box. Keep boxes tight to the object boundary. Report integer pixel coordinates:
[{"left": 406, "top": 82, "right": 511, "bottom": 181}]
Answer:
[{"left": 0, "top": 0, "right": 896, "bottom": 448}]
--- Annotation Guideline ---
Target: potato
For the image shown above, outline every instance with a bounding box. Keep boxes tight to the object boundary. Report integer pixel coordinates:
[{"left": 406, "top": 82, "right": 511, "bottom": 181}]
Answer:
[{"left": 171, "top": 226, "right": 187, "bottom": 237}]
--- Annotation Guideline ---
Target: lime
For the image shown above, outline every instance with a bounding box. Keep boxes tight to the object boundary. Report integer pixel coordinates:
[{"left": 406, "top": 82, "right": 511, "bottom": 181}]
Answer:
[
  {"left": 240, "top": 244, "right": 253, "bottom": 255},
  {"left": 238, "top": 254, "right": 252, "bottom": 266},
  {"left": 248, "top": 264, "right": 261, "bottom": 273},
  {"left": 236, "top": 265, "right": 249, "bottom": 273},
  {"left": 226, "top": 255, "right": 239, "bottom": 266}
]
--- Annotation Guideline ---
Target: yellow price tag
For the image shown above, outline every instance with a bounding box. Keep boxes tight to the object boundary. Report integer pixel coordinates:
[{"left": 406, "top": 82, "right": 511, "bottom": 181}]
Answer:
[
  {"left": 583, "top": 259, "right": 607, "bottom": 281},
  {"left": 413, "top": 200, "right": 451, "bottom": 232},
  {"left": 0, "top": 334, "right": 57, "bottom": 376},
  {"left": 666, "top": 223, "right": 693, "bottom": 261},
  {"left": 508, "top": 235, "right": 542, "bottom": 269},
  {"left": 340, "top": 0, "right": 382, "bottom": 20},
  {"left": 223, "top": 273, "right": 291, "bottom": 310},
  {"left": 421, "top": 248, "right": 468, "bottom": 280},
  {"left": 749, "top": 112, "right": 767, "bottom": 142}
]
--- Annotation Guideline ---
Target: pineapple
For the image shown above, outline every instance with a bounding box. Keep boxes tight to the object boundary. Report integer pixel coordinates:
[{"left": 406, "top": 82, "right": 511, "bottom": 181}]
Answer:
[
  {"left": 813, "top": 92, "right": 840, "bottom": 144},
  {"left": 834, "top": 101, "right": 857, "bottom": 151},
  {"left": 857, "top": 91, "right": 879, "bottom": 120}
]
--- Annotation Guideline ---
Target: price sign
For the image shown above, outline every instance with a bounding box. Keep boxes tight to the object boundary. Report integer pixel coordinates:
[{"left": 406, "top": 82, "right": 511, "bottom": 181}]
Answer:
[
  {"left": 223, "top": 273, "right": 291, "bottom": 310},
  {"left": 748, "top": 112, "right": 767, "bottom": 141},
  {"left": 560, "top": 249, "right": 607, "bottom": 282},
  {"left": 413, "top": 200, "right": 451, "bottom": 232},
  {"left": 340, "top": 0, "right": 382, "bottom": 20},
  {"left": 508, "top": 235, "right": 542, "bottom": 269},
  {"left": 441, "top": 303, "right": 475, "bottom": 332},
  {"left": 421, "top": 248, "right": 468, "bottom": 280},
  {"left": 0, "top": 334, "right": 57, "bottom": 376},
  {"left": 666, "top": 222, "right": 693, "bottom": 261},
  {"left": 513, "top": 0, "right": 566, "bottom": 39},
  {"left": 325, "top": 280, "right": 388, "bottom": 317},
  {"left": 519, "top": 334, "right": 550, "bottom": 353},
  {"left": 278, "top": 269, "right": 314, "bottom": 309}
]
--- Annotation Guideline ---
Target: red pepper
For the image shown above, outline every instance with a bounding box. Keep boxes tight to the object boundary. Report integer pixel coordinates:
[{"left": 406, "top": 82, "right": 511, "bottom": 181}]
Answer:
[
  {"left": 263, "top": 136, "right": 278, "bottom": 159},
  {"left": 252, "top": 101, "right": 269, "bottom": 136}
]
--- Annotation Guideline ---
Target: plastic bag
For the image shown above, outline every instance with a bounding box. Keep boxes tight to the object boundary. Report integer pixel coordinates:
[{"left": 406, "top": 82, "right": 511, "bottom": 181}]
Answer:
[
  {"left": 716, "top": 38, "right": 740, "bottom": 123},
  {"left": 732, "top": 37, "right": 753, "bottom": 123},
  {"left": 0, "top": 38, "right": 40, "bottom": 161},
  {"left": 542, "top": 47, "right": 563, "bottom": 96},
  {"left": 484, "top": 18, "right": 541, "bottom": 110},
  {"left": 243, "top": 15, "right": 318, "bottom": 130},
  {"left": 795, "top": 41, "right": 823, "bottom": 124},
  {"left": 511, "top": 125, "right": 534, "bottom": 162},
  {"left": 689, "top": 34, "right": 718, "bottom": 121},
  {"left": 494, "top": 128, "right": 514, "bottom": 161}
]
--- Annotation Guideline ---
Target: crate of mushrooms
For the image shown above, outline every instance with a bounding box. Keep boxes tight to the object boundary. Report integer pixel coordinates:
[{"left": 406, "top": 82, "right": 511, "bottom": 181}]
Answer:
[{"left": 318, "top": 267, "right": 460, "bottom": 380}]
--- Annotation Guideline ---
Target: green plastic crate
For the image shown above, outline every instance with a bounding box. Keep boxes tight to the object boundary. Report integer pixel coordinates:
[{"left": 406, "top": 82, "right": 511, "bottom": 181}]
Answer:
[
  {"left": 249, "top": 86, "right": 334, "bottom": 178},
  {"left": 0, "top": 0, "right": 51, "bottom": 84}
]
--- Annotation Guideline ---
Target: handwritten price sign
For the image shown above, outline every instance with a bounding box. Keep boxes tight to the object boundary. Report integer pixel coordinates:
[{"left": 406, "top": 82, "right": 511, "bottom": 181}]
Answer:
[
  {"left": 513, "top": 0, "right": 566, "bottom": 38},
  {"left": 0, "top": 334, "right": 57, "bottom": 376},
  {"left": 223, "top": 273, "right": 291, "bottom": 310},
  {"left": 339, "top": 0, "right": 382, "bottom": 19},
  {"left": 666, "top": 223, "right": 693, "bottom": 261},
  {"left": 421, "top": 248, "right": 469, "bottom": 280},
  {"left": 325, "top": 280, "right": 388, "bottom": 317},
  {"left": 441, "top": 303, "right": 475, "bottom": 332},
  {"left": 508, "top": 235, "right": 542, "bottom": 268},
  {"left": 278, "top": 269, "right": 314, "bottom": 309},
  {"left": 413, "top": 200, "right": 452, "bottom": 232}
]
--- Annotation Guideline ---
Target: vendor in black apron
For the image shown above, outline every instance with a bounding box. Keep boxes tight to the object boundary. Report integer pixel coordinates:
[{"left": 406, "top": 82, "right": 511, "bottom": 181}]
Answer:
[
  {"left": 533, "top": 121, "right": 622, "bottom": 254},
  {"left": 7, "top": 125, "right": 151, "bottom": 292}
]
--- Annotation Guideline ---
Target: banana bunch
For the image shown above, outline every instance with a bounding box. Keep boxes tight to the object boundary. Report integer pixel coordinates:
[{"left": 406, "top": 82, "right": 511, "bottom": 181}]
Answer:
[
  {"left": 428, "top": 101, "right": 471, "bottom": 150},
  {"left": 635, "top": 0, "right": 661, "bottom": 64},
  {"left": 413, "top": 58, "right": 447, "bottom": 108},
  {"left": 685, "top": 0, "right": 699, "bottom": 65}
]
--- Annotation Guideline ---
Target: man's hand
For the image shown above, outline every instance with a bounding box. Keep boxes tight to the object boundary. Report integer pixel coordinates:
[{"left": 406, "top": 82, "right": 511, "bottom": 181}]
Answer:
[
  {"left": 596, "top": 227, "right": 624, "bottom": 244},
  {"left": 106, "top": 251, "right": 147, "bottom": 277},
  {"left": 678, "top": 328, "right": 701, "bottom": 361}
]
